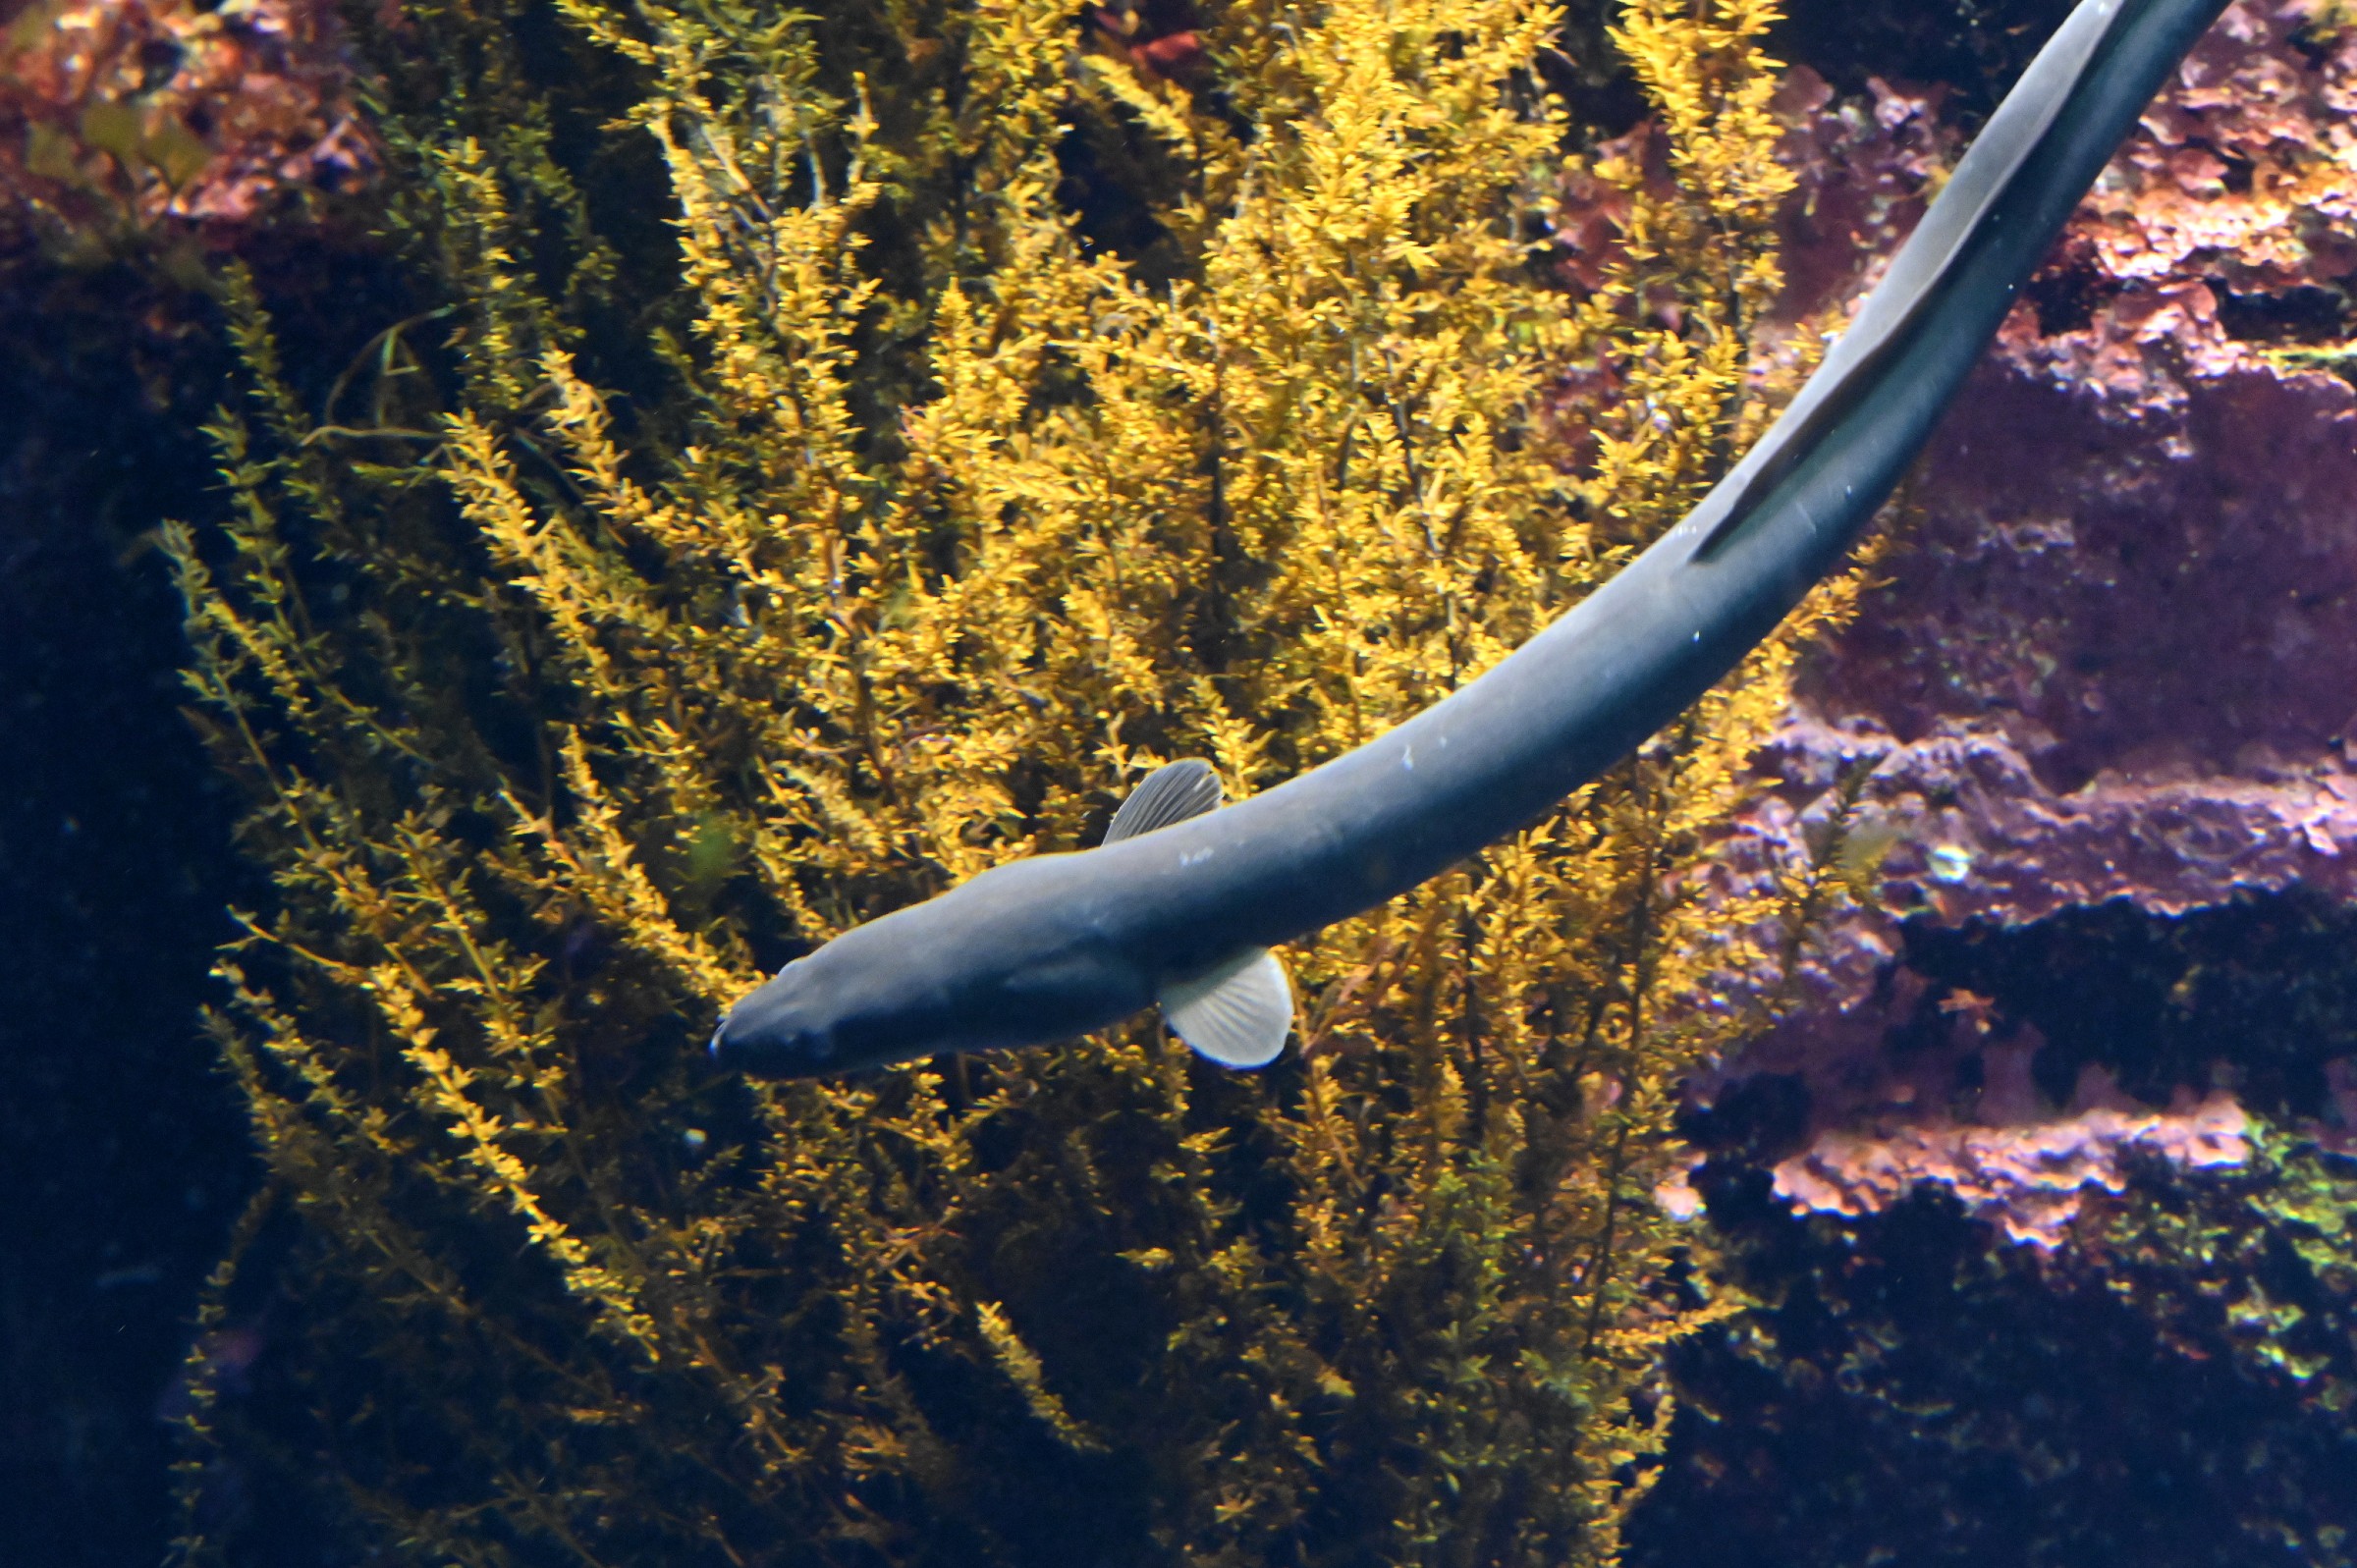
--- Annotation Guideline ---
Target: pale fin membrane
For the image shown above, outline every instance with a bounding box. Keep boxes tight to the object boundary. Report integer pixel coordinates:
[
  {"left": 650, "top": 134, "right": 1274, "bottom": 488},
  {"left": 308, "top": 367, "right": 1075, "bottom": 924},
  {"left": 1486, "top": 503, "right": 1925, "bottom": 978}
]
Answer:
[
  {"left": 1105, "top": 758, "right": 1222, "bottom": 842},
  {"left": 1159, "top": 947, "right": 1293, "bottom": 1069}
]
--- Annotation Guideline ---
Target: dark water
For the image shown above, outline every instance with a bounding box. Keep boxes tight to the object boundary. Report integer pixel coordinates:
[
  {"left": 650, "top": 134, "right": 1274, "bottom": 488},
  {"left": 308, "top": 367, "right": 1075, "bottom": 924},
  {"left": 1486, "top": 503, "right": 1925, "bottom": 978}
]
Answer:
[{"left": 0, "top": 273, "right": 253, "bottom": 1568}]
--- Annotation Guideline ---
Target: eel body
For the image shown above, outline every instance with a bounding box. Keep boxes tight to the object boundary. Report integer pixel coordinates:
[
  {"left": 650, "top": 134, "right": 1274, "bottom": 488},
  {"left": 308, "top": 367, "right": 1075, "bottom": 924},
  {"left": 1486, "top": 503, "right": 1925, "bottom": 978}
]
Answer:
[{"left": 712, "top": 0, "right": 2232, "bottom": 1078}]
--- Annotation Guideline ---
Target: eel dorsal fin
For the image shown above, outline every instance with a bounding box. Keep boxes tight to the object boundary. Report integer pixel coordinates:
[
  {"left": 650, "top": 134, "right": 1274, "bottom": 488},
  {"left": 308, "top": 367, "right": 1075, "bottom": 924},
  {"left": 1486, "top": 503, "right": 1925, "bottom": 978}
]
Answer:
[
  {"left": 1160, "top": 947, "right": 1293, "bottom": 1069},
  {"left": 1105, "top": 758, "right": 1222, "bottom": 842}
]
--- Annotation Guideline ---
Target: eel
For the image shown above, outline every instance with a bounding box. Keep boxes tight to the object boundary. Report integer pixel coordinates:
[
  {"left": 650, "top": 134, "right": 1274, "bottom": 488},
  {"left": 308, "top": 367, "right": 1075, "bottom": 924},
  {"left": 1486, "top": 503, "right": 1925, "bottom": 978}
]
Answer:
[{"left": 711, "top": 0, "right": 2233, "bottom": 1078}]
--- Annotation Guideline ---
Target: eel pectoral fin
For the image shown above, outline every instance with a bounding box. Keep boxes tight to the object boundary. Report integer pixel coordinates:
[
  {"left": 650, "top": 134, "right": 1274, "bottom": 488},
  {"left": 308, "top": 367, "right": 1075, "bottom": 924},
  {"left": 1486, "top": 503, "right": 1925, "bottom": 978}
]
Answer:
[
  {"left": 1105, "top": 758, "right": 1223, "bottom": 841},
  {"left": 1109, "top": 760, "right": 1291, "bottom": 1064},
  {"left": 1160, "top": 947, "right": 1293, "bottom": 1068}
]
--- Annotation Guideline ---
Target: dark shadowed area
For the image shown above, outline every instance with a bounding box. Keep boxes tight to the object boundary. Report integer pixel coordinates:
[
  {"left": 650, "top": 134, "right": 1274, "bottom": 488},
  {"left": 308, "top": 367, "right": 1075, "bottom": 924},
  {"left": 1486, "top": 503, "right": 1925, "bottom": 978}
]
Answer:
[{"left": 0, "top": 269, "right": 253, "bottom": 1568}]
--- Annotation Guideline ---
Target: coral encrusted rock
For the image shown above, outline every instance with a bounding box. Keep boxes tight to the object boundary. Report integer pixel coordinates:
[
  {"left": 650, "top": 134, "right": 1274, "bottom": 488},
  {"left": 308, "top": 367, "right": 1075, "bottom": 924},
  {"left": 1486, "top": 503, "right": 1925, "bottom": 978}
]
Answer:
[
  {"left": 1684, "top": 0, "right": 2357, "bottom": 1236},
  {"left": 0, "top": 0, "right": 374, "bottom": 260}
]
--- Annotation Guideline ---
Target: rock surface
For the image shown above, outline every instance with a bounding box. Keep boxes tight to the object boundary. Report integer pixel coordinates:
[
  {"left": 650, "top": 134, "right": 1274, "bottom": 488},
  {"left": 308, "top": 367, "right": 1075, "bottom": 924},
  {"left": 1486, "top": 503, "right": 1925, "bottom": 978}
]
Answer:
[
  {"left": 0, "top": 0, "right": 373, "bottom": 259},
  {"left": 1676, "top": 0, "right": 2357, "bottom": 1240}
]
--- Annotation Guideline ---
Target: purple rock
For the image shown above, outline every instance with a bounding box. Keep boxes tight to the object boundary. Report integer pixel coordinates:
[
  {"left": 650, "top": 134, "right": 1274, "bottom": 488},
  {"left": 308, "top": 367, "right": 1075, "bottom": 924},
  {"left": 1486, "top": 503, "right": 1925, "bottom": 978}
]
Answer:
[{"left": 1686, "top": 0, "right": 2357, "bottom": 1232}]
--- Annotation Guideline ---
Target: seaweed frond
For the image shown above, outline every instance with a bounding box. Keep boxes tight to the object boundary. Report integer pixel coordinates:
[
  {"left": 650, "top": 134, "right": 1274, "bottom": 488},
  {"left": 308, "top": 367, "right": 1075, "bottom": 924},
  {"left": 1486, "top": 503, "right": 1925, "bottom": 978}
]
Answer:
[{"left": 167, "top": 0, "right": 1843, "bottom": 1561}]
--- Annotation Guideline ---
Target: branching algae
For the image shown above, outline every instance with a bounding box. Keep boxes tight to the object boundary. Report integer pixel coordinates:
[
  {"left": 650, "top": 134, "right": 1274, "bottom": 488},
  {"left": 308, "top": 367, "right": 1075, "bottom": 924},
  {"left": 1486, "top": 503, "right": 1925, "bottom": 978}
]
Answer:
[{"left": 164, "top": 0, "right": 1860, "bottom": 1561}]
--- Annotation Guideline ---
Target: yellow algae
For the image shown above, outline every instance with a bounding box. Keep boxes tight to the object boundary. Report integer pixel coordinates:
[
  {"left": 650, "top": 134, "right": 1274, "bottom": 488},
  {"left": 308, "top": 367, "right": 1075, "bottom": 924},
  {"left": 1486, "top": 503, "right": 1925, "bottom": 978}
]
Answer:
[{"left": 162, "top": 0, "right": 1857, "bottom": 1561}]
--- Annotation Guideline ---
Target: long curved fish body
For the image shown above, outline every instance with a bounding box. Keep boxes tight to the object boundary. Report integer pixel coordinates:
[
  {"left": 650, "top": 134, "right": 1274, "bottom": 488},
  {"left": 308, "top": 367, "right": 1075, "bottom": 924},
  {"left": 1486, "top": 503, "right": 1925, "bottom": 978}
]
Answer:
[{"left": 713, "top": 0, "right": 2231, "bottom": 1078}]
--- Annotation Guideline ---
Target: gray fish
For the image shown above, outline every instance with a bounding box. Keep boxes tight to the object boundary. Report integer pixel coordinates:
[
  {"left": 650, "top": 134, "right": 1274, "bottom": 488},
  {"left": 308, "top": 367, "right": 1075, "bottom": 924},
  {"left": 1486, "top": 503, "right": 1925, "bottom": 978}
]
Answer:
[{"left": 712, "top": 0, "right": 2230, "bottom": 1078}]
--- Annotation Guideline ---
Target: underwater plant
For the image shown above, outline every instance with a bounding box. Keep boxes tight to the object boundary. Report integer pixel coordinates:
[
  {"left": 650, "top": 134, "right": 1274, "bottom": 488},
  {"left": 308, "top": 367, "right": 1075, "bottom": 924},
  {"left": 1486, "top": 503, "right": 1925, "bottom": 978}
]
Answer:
[{"left": 163, "top": 0, "right": 1861, "bottom": 1560}]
